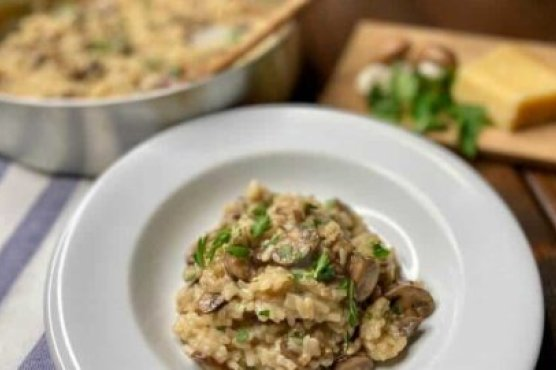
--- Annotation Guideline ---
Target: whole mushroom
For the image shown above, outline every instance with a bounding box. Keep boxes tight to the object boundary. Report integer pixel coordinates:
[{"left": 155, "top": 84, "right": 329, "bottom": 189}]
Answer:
[
  {"left": 373, "top": 37, "right": 411, "bottom": 63},
  {"left": 414, "top": 44, "right": 457, "bottom": 69},
  {"left": 414, "top": 44, "right": 457, "bottom": 80}
]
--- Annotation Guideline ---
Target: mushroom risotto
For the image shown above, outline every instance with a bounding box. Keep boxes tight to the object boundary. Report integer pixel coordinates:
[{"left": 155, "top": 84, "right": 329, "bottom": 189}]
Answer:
[
  {"left": 0, "top": 0, "right": 289, "bottom": 98},
  {"left": 174, "top": 182, "right": 434, "bottom": 370}
]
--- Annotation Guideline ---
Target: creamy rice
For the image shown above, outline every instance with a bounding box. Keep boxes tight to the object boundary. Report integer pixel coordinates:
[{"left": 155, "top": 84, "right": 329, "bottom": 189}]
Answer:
[
  {"left": 0, "top": 0, "right": 282, "bottom": 98},
  {"left": 174, "top": 182, "right": 435, "bottom": 370}
]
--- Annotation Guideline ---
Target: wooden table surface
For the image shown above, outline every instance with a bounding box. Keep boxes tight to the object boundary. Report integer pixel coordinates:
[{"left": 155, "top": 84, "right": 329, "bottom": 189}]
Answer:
[{"left": 294, "top": 2, "right": 556, "bottom": 368}]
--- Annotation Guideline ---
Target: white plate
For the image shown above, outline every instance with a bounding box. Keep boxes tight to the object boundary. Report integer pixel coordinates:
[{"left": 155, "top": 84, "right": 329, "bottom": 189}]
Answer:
[{"left": 45, "top": 105, "right": 543, "bottom": 370}]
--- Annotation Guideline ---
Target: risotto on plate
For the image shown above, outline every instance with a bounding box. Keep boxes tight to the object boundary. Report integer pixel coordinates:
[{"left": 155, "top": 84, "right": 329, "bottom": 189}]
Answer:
[{"left": 174, "top": 182, "right": 435, "bottom": 370}]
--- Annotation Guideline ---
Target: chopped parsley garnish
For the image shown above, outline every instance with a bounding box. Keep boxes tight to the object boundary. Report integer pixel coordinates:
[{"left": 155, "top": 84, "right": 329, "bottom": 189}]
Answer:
[
  {"left": 193, "top": 236, "right": 207, "bottom": 268},
  {"left": 324, "top": 199, "right": 337, "bottom": 209},
  {"left": 235, "top": 328, "right": 250, "bottom": 343},
  {"left": 251, "top": 203, "right": 267, "bottom": 217},
  {"left": 288, "top": 330, "right": 304, "bottom": 344},
  {"left": 372, "top": 242, "right": 390, "bottom": 260},
  {"left": 312, "top": 252, "right": 336, "bottom": 282},
  {"left": 206, "top": 228, "right": 231, "bottom": 262},
  {"left": 216, "top": 326, "right": 226, "bottom": 331},
  {"left": 291, "top": 269, "right": 311, "bottom": 282},
  {"left": 338, "top": 277, "right": 349, "bottom": 291},
  {"left": 269, "top": 234, "right": 281, "bottom": 245},
  {"left": 251, "top": 213, "right": 271, "bottom": 238},
  {"left": 343, "top": 332, "right": 350, "bottom": 353},
  {"left": 257, "top": 309, "right": 271, "bottom": 318},
  {"left": 347, "top": 279, "right": 359, "bottom": 327},
  {"left": 226, "top": 244, "right": 250, "bottom": 259}
]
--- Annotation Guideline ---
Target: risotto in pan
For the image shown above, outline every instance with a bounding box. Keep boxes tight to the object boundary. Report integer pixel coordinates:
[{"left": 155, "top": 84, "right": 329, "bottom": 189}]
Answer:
[
  {"left": 0, "top": 0, "right": 290, "bottom": 98},
  {"left": 174, "top": 182, "right": 434, "bottom": 370}
]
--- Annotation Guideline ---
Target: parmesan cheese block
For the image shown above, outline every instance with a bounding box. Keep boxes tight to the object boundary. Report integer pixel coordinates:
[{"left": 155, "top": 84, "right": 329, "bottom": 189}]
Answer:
[{"left": 453, "top": 45, "right": 556, "bottom": 130}]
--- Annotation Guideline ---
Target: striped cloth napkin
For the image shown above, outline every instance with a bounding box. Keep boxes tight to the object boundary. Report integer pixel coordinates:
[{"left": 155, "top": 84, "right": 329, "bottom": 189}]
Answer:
[{"left": 0, "top": 157, "right": 92, "bottom": 369}]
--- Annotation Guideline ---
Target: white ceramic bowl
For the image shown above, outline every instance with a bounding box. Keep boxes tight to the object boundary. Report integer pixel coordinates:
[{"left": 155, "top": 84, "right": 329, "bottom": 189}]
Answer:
[{"left": 45, "top": 105, "right": 543, "bottom": 370}]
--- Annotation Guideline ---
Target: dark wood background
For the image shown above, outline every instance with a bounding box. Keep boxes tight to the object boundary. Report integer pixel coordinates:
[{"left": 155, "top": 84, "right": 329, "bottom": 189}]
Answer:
[{"left": 293, "top": 1, "right": 556, "bottom": 368}]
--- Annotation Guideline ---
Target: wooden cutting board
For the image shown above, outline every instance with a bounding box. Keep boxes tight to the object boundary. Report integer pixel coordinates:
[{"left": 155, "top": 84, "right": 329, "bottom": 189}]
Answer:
[{"left": 320, "top": 20, "right": 556, "bottom": 167}]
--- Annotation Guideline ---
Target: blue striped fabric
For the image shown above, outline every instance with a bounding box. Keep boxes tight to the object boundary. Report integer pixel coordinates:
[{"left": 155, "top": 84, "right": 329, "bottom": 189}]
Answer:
[
  {"left": 0, "top": 160, "right": 86, "bottom": 369},
  {"left": 18, "top": 335, "right": 55, "bottom": 370},
  {"left": 0, "top": 177, "right": 79, "bottom": 304}
]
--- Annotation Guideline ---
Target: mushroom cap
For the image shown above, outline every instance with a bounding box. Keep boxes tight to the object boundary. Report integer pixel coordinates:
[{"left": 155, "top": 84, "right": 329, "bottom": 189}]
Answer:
[
  {"left": 196, "top": 292, "right": 227, "bottom": 314},
  {"left": 373, "top": 37, "right": 411, "bottom": 63},
  {"left": 349, "top": 254, "right": 380, "bottom": 302},
  {"left": 224, "top": 253, "right": 252, "bottom": 281},
  {"left": 385, "top": 282, "right": 435, "bottom": 318},
  {"left": 334, "top": 354, "right": 375, "bottom": 370},
  {"left": 414, "top": 44, "right": 457, "bottom": 68}
]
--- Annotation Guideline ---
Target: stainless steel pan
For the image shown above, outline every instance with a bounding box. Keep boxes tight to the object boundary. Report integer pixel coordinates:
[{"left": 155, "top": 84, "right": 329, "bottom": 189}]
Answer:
[{"left": 0, "top": 14, "right": 301, "bottom": 176}]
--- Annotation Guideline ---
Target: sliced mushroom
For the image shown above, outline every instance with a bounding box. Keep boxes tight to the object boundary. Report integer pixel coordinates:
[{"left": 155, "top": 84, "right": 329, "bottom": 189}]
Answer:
[
  {"left": 269, "top": 226, "right": 319, "bottom": 267},
  {"left": 373, "top": 38, "right": 411, "bottom": 63},
  {"left": 224, "top": 253, "right": 252, "bottom": 281},
  {"left": 414, "top": 44, "right": 457, "bottom": 69},
  {"left": 390, "top": 315, "right": 423, "bottom": 338},
  {"left": 334, "top": 354, "right": 374, "bottom": 370},
  {"left": 349, "top": 254, "right": 380, "bottom": 302},
  {"left": 196, "top": 292, "right": 226, "bottom": 314},
  {"left": 384, "top": 282, "right": 435, "bottom": 318}
]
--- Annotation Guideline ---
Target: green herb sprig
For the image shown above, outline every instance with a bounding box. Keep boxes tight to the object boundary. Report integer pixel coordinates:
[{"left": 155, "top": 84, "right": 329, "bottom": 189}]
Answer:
[
  {"left": 226, "top": 244, "right": 250, "bottom": 259},
  {"left": 193, "top": 236, "right": 207, "bottom": 268},
  {"left": 346, "top": 279, "right": 359, "bottom": 327},
  {"left": 251, "top": 213, "right": 271, "bottom": 238},
  {"left": 206, "top": 227, "right": 231, "bottom": 263},
  {"left": 367, "top": 62, "right": 489, "bottom": 158},
  {"left": 372, "top": 242, "right": 390, "bottom": 260},
  {"left": 312, "top": 252, "right": 336, "bottom": 282}
]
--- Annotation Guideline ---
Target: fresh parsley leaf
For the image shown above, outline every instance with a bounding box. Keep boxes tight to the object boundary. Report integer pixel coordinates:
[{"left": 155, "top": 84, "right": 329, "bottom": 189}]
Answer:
[
  {"left": 343, "top": 332, "right": 350, "bottom": 353},
  {"left": 235, "top": 328, "right": 250, "bottom": 343},
  {"left": 251, "top": 214, "right": 271, "bottom": 238},
  {"left": 312, "top": 252, "right": 336, "bottom": 282},
  {"left": 206, "top": 228, "right": 231, "bottom": 262},
  {"left": 369, "top": 86, "right": 403, "bottom": 122},
  {"left": 449, "top": 104, "right": 489, "bottom": 158},
  {"left": 193, "top": 236, "right": 207, "bottom": 268},
  {"left": 347, "top": 279, "right": 359, "bottom": 327},
  {"left": 292, "top": 269, "right": 311, "bottom": 282},
  {"left": 338, "top": 278, "right": 349, "bottom": 291},
  {"left": 372, "top": 242, "right": 390, "bottom": 260},
  {"left": 391, "top": 63, "right": 420, "bottom": 106},
  {"left": 412, "top": 91, "right": 449, "bottom": 133},
  {"left": 258, "top": 309, "right": 270, "bottom": 318},
  {"left": 226, "top": 244, "right": 250, "bottom": 259},
  {"left": 251, "top": 203, "right": 267, "bottom": 217}
]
